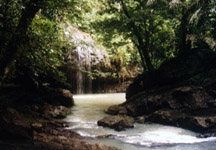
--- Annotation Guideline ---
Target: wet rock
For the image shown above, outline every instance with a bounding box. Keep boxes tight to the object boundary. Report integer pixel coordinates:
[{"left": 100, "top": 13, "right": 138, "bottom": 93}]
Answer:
[
  {"left": 51, "top": 106, "right": 71, "bottom": 119},
  {"left": 127, "top": 86, "right": 214, "bottom": 116},
  {"left": 60, "top": 89, "right": 75, "bottom": 106},
  {"left": 145, "top": 109, "right": 216, "bottom": 132},
  {"left": 31, "top": 118, "right": 119, "bottom": 150},
  {"left": 106, "top": 105, "right": 127, "bottom": 115},
  {"left": 197, "top": 133, "right": 216, "bottom": 138},
  {"left": 96, "top": 134, "right": 114, "bottom": 139},
  {"left": 107, "top": 85, "right": 216, "bottom": 132},
  {"left": 43, "top": 104, "right": 71, "bottom": 119},
  {"left": 120, "top": 49, "right": 216, "bottom": 132},
  {"left": 125, "top": 104, "right": 137, "bottom": 116},
  {"left": 126, "top": 49, "right": 216, "bottom": 100},
  {"left": 98, "top": 115, "right": 135, "bottom": 131},
  {"left": 49, "top": 119, "right": 68, "bottom": 128},
  {"left": 34, "top": 132, "right": 120, "bottom": 150},
  {"left": 43, "top": 88, "right": 74, "bottom": 107},
  {"left": 0, "top": 87, "right": 119, "bottom": 150},
  {"left": 135, "top": 116, "right": 147, "bottom": 124},
  {"left": 32, "top": 123, "right": 43, "bottom": 129}
]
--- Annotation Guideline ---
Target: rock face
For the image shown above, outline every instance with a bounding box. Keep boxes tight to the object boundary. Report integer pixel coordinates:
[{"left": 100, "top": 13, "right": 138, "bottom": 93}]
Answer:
[
  {"left": 108, "top": 86, "right": 216, "bottom": 132},
  {"left": 0, "top": 107, "right": 119, "bottom": 150},
  {"left": 121, "top": 86, "right": 215, "bottom": 117},
  {"left": 105, "top": 105, "right": 127, "bottom": 115},
  {"left": 40, "top": 88, "right": 74, "bottom": 107},
  {"left": 63, "top": 24, "right": 110, "bottom": 94},
  {"left": 145, "top": 109, "right": 216, "bottom": 132},
  {"left": 126, "top": 49, "right": 216, "bottom": 100},
  {"left": 106, "top": 49, "right": 216, "bottom": 133},
  {"left": 0, "top": 87, "right": 119, "bottom": 150},
  {"left": 109, "top": 86, "right": 216, "bottom": 133},
  {"left": 98, "top": 115, "right": 135, "bottom": 131},
  {"left": 43, "top": 104, "right": 71, "bottom": 119}
]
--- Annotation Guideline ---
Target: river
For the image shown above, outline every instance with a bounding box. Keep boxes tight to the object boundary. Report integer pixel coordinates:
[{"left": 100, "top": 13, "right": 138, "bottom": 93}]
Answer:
[{"left": 64, "top": 93, "right": 216, "bottom": 150}]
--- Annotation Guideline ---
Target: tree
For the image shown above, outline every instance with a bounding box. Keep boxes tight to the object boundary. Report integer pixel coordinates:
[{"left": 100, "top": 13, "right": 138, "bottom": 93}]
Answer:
[
  {"left": 168, "top": 0, "right": 216, "bottom": 52},
  {"left": 0, "top": 0, "right": 43, "bottom": 84},
  {"left": 1, "top": 0, "right": 214, "bottom": 87},
  {"left": 0, "top": 0, "right": 77, "bottom": 85},
  {"left": 91, "top": 0, "right": 174, "bottom": 72}
]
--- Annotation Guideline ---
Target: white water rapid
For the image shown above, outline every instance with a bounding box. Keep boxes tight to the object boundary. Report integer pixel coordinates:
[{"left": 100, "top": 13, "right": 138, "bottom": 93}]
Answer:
[{"left": 64, "top": 93, "right": 216, "bottom": 150}]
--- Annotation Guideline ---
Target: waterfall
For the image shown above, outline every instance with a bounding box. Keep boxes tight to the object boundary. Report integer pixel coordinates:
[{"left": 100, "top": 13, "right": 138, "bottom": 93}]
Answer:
[{"left": 63, "top": 23, "right": 109, "bottom": 94}]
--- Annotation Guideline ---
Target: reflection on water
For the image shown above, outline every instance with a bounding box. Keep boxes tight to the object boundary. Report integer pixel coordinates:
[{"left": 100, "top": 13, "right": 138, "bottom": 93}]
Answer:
[{"left": 64, "top": 93, "right": 216, "bottom": 150}]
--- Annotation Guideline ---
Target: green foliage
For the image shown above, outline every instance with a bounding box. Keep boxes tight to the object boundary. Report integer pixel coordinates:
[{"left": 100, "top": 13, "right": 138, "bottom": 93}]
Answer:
[
  {"left": 13, "top": 13, "right": 70, "bottom": 88},
  {"left": 62, "top": 0, "right": 142, "bottom": 80},
  {"left": 0, "top": 0, "right": 75, "bottom": 88},
  {"left": 95, "top": 0, "right": 174, "bottom": 70},
  {"left": 0, "top": 0, "right": 215, "bottom": 88},
  {"left": 168, "top": 0, "right": 216, "bottom": 52},
  {"left": 80, "top": 0, "right": 216, "bottom": 71}
]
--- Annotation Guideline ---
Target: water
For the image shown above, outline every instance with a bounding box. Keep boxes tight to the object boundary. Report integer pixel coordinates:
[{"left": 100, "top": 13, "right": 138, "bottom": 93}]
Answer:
[
  {"left": 64, "top": 93, "right": 216, "bottom": 150},
  {"left": 64, "top": 23, "right": 109, "bottom": 94}
]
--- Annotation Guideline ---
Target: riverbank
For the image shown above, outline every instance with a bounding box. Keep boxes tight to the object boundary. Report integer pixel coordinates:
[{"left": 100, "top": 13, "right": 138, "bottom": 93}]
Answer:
[
  {"left": 0, "top": 86, "right": 119, "bottom": 150},
  {"left": 99, "top": 48, "right": 216, "bottom": 135}
]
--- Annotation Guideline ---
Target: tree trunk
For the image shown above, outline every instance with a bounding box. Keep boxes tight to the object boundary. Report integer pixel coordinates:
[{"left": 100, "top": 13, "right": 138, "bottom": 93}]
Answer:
[
  {"left": 0, "top": 0, "right": 42, "bottom": 85},
  {"left": 120, "top": 0, "right": 154, "bottom": 72},
  {"left": 143, "top": 20, "right": 154, "bottom": 72},
  {"left": 0, "top": 0, "right": 14, "bottom": 58},
  {"left": 177, "top": 3, "right": 203, "bottom": 54},
  {"left": 134, "top": 43, "right": 147, "bottom": 71},
  {"left": 178, "top": 9, "right": 188, "bottom": 53}
]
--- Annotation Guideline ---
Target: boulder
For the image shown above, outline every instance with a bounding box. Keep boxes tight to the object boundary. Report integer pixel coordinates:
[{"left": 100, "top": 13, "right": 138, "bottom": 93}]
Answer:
[
  {"left": 145, "top": 109, "right": 216, "bottom": 132},
  {"left": 126, "top": 49, "right": 216, "bottom": 100},
  {"left": 32, "top": 123, "right": 43, "bottom": 130},
  {"left": 108, "top": 86, "right": 215, "bottom": 116},
  {"left": 0, "top": 87, "right": 119, "bottom": 150},
  {"left": 105, "top": 105, "right": 127, "bottom": 115},
  {"left": 98, "top": 115, "right": 135, "bottom": 131},
  {"left": 118, "top": 48, "right": 216, "bottom": 133},
  {"left": 197, "top": 133, "right": 216, "bottom": 138},
  {"left": 96, "top": 134, "right": 114, "bottom": 139},
  {"left": 135, "top": 116, "right": 147, "bottom": 124},
  {"left": 33, "top": 129, "right": 120, "bottom": 150},
  {"left": 106, "top": 85, "right": 216, "bottom": 132},
  {"left": 43, "top": 104, "right": 71, "bottom": 119},
  {"left": 51, "top": 106, "right": 71, "bottom": 119},
  {"left": 42, "top": 88, "right": 74, "bottom": 107}
]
